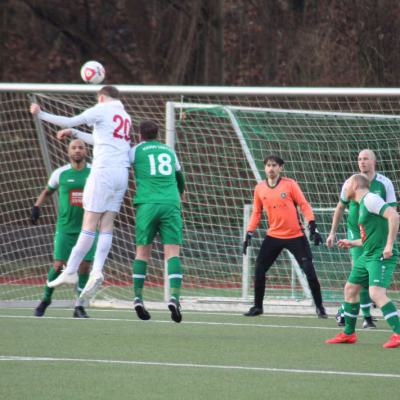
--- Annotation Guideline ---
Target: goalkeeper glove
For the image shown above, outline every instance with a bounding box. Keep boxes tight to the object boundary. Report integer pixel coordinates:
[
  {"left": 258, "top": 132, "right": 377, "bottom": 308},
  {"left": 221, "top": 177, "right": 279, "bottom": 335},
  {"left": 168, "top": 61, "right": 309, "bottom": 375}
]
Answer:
[
  {"left": 31, "top": 206, "right": 40, "bottom": 225},
  {"left": 308, "top": 221, "right": 322, "bottom": 246},
  {"left": 242, "top": 232, "right": 254, "bottom": 255}
]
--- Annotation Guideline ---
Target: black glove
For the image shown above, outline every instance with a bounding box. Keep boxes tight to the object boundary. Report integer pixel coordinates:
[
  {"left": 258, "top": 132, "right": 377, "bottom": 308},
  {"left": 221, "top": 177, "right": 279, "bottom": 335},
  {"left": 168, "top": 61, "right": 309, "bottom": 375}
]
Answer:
[
  {"left": 31, "top": 206, "right": 40, "bottom": 225},
  {"left": 308, "top": 220, "right": 322, "bottom": 246},
  {"left": 242, "top": 232, "right": 254, "bottom": 255}
]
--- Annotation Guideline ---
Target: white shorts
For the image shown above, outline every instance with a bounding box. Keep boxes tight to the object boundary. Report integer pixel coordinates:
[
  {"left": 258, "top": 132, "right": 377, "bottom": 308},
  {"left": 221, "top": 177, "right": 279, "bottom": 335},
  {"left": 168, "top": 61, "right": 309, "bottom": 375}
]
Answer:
[{"left": 83, "top": 168, "right": 128, "bottom": 213}]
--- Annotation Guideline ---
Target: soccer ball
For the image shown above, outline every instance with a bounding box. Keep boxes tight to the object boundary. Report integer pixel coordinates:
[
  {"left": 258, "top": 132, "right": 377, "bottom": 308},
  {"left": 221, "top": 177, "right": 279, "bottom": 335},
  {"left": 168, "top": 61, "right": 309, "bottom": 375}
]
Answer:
[{"left": 80, "top": 61, "right": 105, "bottom": 84}]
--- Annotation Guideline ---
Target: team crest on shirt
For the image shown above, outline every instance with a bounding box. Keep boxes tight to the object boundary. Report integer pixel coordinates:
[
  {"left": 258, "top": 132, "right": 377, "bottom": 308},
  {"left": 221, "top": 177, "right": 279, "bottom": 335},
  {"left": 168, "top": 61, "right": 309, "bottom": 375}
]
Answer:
[{"left": 280, "top": 192, "right": 286, "bottom": 198}]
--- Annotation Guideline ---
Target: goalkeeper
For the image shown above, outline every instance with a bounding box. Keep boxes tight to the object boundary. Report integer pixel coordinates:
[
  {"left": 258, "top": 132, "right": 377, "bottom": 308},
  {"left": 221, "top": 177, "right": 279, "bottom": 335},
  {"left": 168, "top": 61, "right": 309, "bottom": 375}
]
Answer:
[
  {"left": 129, "top": 120, "right": 185, "bottom": 323},
  {"left": 243, "top": 154, "right": 327, "bottom": 318},
  {"left": 326, "top": 149, "right": 397, "bottom": 329},
  {"left": 32, "top": 139, "right": 96, "bottom": 318}
]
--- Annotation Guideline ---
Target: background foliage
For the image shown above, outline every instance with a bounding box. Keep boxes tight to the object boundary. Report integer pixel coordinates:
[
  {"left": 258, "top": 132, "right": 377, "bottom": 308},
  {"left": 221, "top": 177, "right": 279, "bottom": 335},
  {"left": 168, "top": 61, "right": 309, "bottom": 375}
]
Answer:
[{"left": 1, "top": 0, "right": 399, "bottom": 86}]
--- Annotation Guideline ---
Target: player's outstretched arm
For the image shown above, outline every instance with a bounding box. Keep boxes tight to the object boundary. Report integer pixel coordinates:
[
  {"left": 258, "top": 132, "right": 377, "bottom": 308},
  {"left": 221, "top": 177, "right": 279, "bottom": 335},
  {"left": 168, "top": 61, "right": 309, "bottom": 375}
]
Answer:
[
  {"left": 337, "top": 238, "right": 362, "bottom": 249},
  {"left": 31, "top": 187, "right": 55, "bottom": 225},
  {"left": 326, "top": 201, "right": 346, "bottom": 247},
  {"left": 57, "top": 128, "right": 94, "bottom": 145},
  {"left": 30, "top": 103, "right": 88, "bottom": 128}
]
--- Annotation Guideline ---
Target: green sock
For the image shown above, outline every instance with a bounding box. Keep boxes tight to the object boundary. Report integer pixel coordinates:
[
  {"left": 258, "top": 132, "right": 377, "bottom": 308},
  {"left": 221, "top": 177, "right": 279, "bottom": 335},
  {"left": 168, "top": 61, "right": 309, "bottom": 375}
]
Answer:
[
  {"left": 360, "top": 288, "right": 372, "bottom": 317},
  {"left": 381, "top": 301, "right": 400, "bottom": 334},
  {"left": 168, "top": 256, "right": 182, "bottom": 302},
  {"left": 132, "top": 259, "right": 147, "bottom": 300},
  {"left": 344, "top": 302, "right": 360, "bottom": 335},
  {"left": 43, "top": 266, "right": 61, "bottom": 302},
  {"left": 337, "top": 304, "right": 344, "bottom": 317},
  {"left": 76, "top": 272, "right": 89, "bottom": 298}
]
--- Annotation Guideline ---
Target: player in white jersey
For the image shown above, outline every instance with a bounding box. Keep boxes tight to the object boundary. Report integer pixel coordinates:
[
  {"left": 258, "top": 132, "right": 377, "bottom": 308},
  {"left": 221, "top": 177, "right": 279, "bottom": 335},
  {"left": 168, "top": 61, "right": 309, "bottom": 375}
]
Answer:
[{"left": 30, "top": 86, "right": 132, "bottom": 299}]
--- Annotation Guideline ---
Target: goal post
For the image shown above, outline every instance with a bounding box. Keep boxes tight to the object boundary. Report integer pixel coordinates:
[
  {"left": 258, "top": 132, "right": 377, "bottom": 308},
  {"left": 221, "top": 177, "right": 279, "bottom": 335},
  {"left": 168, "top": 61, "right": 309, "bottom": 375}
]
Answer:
[
  {"left": 166, "top": 101, "right": 313, "bottom": 302},
  {"left": 163, "top": 98, "right": 400, "bottom": 307},
  {"left": 1, "top": 84, "right": 400, "bottom": 313}
]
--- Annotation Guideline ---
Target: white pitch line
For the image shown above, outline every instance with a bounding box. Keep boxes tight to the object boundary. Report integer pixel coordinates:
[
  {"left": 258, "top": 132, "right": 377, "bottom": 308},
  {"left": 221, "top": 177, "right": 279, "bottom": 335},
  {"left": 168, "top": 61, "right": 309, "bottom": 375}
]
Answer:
[
  {"left": 0, "top": 314, "right": 391, "bottom": 332},
  {"left": 0, "top": 307, "right": 327, "bottom": 318},
  {"left": 0, "top": 355, "right": 399, "bottom": 379}
]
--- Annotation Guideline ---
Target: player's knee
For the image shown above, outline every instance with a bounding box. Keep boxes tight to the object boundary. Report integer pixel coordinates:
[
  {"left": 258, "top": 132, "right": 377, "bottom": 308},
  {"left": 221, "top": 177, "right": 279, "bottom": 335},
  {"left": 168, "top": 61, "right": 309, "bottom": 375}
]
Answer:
[
  {"left": 368, "top": 286, "right": 388, "bottom": 307},
  {"left": 165, "top": 244, "right": 180, "bottom": 260},
  {"left": 344, "top": 282, "right": 361, "bottom": 302},
  {"left": 136, "top": 245, "right": 151, "bottom": 260},
  {"left": 254, "top": 263, "right": 266, "bottom": 282}
]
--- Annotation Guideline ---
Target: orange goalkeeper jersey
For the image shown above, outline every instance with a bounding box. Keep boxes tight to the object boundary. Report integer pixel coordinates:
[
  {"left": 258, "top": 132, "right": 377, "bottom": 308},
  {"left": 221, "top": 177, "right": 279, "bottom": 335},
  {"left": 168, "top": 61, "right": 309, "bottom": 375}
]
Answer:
[{"left": 247, "top": 177, "right": 315, "bottom": 239}]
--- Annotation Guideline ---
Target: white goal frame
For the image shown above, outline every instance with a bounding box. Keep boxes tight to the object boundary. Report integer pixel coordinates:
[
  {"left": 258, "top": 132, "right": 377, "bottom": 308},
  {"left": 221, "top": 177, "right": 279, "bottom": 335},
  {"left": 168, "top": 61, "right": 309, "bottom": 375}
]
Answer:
[{"left": 2, "top": 84, "right": 400, "bottom": 313}]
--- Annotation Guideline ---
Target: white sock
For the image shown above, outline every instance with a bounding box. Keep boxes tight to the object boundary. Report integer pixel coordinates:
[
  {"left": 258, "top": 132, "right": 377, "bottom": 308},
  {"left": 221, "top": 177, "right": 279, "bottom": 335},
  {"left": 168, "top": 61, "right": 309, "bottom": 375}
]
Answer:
[
  {"left": 91, "top": 231, "right": 113, "bottom": 274},
  {"left": 65, "top": 230, "right": 96, "bottom": 274},
  {"left": 75, "top": 297, "right": 87, "bottom": 307}
]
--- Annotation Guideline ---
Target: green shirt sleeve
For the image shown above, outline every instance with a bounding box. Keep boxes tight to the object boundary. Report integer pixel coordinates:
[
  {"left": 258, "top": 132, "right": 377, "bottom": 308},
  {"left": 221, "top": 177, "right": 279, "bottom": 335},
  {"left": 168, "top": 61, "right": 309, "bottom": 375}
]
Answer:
[{"left": 175, "top": 170, "right": 185, "bottom": 194}]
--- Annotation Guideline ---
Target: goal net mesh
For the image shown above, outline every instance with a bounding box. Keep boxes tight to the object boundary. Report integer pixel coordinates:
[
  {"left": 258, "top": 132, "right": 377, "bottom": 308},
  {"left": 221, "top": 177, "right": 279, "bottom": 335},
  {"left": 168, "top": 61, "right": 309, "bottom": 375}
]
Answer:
[{"left": 1, "top": 88, "right": 399, "bottom": 311}]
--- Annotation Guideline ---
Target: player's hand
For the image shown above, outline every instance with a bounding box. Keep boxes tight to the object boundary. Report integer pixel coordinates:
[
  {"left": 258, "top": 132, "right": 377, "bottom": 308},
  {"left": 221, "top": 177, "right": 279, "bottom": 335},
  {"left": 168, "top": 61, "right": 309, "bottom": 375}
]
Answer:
[
  {"left": 309, "top": 231, "right": 323, "bottom": 246},
  {"left": 242, "top": 232, "right": 254, "bottom": 255},
  {"left": 383, "top": 245, "right": 393, "bottom": 259},
  {"left": 31, "top": 206, "right": 40, "bottom": 225},
  {"left": 57, "top": 129, "right": 73, "bottom": 141},
  {"left": 337, "top": 239, "right": 352, "bottom": 249},
  {"left": 30, "top": 103, "right": 41, "bottom": 115},
  {"left": 326, "top": 233, "right": 335, "bottom": 248},
  {"left": 308, "top": 221, "right": 323, "bottom": 246}
]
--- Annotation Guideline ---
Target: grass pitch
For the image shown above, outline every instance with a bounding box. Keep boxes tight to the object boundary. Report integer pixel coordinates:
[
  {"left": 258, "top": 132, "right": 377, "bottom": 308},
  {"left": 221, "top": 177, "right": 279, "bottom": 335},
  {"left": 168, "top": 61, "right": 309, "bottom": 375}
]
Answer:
[{"left": 1, "top": 307, "right": 400, "bottom": 400}]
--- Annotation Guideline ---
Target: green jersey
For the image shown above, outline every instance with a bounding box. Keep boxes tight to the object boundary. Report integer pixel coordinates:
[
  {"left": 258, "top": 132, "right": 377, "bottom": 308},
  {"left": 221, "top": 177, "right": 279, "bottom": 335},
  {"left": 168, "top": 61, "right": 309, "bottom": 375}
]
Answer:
[
  {"left": 130, "top": 140, "right": 182, "bottom": 208},
  {"left": 47, "top": 163, "right": 91, "bottom": 234},
  {"left": 358, "top": 192, "right": 398, "bottom": 257},
  {"left": 340, "top": 173, "right": 397, "bottom": 238}
]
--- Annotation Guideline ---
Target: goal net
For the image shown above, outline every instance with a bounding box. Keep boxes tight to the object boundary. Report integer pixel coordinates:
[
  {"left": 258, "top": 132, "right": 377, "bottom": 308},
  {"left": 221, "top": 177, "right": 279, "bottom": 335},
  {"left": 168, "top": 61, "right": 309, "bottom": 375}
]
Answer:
[{"left": 1, "top": 85, "right": 400, "bottom": 312}]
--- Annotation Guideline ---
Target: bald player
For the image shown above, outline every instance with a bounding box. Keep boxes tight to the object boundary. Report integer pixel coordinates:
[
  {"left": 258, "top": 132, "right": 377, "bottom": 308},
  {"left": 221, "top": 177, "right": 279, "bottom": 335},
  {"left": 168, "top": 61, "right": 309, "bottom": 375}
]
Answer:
[
  {"left": 32, "top": 139, "right": 96, "bottom": 318},
  {"left": 326, "top": 174, "right": 400, "bottom": 348},
  {"left": 326, "top": 149, "right": 397, "bottom": 328}
]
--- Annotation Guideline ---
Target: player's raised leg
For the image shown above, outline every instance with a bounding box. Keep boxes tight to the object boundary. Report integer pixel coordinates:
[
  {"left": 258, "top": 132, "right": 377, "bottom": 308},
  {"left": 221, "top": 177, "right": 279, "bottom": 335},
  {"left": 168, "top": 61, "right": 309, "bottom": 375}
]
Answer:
[
  {"left": 72, "top": 258, "right": 92, "bottom": 318},
  {"left": 34, "top": 260, "right": 64, "bottom": 317},
  {"left": 47, "top": 211, "right": 101, "bottom": 288}
]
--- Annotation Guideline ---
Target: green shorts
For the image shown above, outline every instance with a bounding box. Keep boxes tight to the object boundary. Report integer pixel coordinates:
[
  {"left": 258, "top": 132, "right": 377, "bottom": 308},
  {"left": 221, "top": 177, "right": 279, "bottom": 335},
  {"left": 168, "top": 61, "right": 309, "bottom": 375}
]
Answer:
[
  {"left": 53, "top": 231, "right": 97, "bottom": 262},
  {"left": 347, "top": 229, "right": 363, "bottom": 263},
  {"left": 135, "top": 203, "right": 183, "bottom": 246},
  {"left": 348, "top": 253, "right": 398, "bottom": 288},
  {"left": 349, "top": 246, "right": 364, "bottom": 264}
]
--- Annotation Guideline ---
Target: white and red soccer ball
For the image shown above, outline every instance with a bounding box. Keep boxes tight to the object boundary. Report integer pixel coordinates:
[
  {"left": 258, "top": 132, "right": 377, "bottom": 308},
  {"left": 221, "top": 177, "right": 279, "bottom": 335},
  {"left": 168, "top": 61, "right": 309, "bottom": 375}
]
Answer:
[{"left": 80, "top": 61, "right": 105, "bottom": 84}]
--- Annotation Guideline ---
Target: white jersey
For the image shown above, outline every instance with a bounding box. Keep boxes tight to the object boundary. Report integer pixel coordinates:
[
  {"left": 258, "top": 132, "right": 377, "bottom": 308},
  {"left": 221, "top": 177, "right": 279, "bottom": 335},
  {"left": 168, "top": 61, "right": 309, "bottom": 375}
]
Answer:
[{"left": 38, "top": 100, "right": 132, "bottom": 169}]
